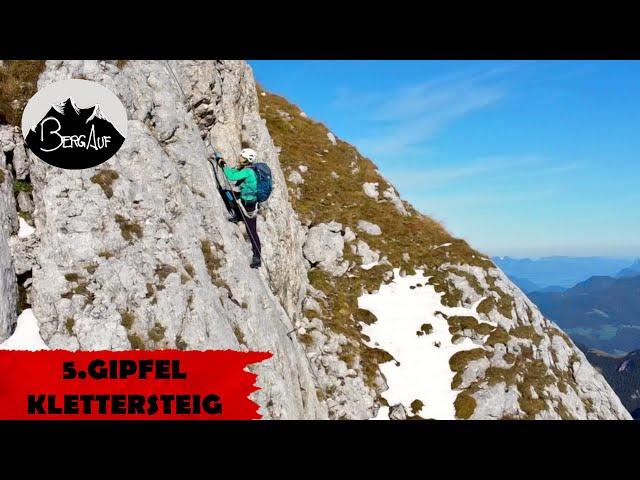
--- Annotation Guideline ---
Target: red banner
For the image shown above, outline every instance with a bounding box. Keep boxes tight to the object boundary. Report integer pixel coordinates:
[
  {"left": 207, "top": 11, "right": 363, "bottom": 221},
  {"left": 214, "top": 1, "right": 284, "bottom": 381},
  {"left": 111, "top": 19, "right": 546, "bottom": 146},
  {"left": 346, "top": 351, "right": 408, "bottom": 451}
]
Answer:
[{"left": 0, "top": 350, "right": 271, "bottom": 420}]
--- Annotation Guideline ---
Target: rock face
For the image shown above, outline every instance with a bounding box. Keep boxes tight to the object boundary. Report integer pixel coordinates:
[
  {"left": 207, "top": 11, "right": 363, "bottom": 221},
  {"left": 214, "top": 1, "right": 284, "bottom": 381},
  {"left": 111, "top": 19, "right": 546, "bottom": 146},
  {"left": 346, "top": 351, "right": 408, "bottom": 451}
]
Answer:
[
  {"left": 0, "top": 128, "right": 19, "bottom": 340},
  {"left": 0, "top": 60, "right": 326, "bottom": 419},
  {"left": 0, "top": 59, "right": 631, "bottom": 420},
  {"left": 357, "top": 220, "right": 382, "bottom": 236},
  {"left": 303, "top": 222, "right": 348, "bottom": 276}
]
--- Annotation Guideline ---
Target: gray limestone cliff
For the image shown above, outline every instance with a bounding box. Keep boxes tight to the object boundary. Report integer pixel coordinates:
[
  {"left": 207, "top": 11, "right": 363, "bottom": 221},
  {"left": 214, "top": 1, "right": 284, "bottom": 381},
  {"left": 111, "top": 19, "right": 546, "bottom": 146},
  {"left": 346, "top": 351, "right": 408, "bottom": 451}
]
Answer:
[{"left": 0, "top": 60, "right": 325, "bottom": 419}]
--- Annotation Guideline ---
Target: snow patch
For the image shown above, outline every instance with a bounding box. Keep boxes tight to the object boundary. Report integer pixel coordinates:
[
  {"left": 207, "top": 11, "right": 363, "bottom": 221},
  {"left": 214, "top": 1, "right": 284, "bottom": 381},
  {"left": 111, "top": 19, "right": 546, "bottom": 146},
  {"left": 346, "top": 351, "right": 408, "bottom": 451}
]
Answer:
[
  {"left": 18, "top": 217, "right": 35, "bottom": 238},
  {"left": 0, "top": 309, "right": 49, "bottom": 351},
  {"left": 433, "top": 243, "right": 452, "bottom": 249},
  {"left": 361, "top": 261, "right": 379, "bottom": 270},
  {"left": 359, "top": 269, "right": 489, "bottom": 420},
  {"left": 372, "top": 406, "right": 390, "bottom": 420}
]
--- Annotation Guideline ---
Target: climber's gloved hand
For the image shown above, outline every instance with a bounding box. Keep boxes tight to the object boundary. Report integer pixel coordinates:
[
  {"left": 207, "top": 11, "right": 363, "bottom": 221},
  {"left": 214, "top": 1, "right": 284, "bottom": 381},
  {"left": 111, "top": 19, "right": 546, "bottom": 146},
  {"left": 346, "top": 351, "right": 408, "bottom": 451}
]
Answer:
[{"left": 213, "top": 151, "right": 226, "bottom": 167}]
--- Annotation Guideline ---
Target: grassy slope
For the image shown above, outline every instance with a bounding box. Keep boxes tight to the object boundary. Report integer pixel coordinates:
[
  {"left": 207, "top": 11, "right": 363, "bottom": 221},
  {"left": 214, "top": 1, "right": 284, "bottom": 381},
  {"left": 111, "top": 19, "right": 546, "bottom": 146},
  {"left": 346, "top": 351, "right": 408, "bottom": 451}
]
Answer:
[
  {"left": 258, "top": 90, "right": 504, "bottom": 386},
  {"left": 0, "top": 61, "right": 46, "bottom": 126}
]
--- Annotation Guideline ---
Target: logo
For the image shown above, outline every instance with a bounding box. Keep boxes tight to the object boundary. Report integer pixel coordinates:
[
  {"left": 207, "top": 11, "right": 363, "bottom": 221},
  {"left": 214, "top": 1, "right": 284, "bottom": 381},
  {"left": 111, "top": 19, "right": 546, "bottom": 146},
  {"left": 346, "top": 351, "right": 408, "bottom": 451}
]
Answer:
[{"left": 21, "top": 79, "right": 127, "bottom": 169}]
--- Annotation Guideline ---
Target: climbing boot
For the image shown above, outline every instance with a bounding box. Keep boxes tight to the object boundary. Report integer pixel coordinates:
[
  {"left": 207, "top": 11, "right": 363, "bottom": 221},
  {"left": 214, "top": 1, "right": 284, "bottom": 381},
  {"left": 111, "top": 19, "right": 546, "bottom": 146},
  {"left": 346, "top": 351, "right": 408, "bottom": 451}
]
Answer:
[{"left": 250, "top": 255, "right": 262, "bottom": 269}]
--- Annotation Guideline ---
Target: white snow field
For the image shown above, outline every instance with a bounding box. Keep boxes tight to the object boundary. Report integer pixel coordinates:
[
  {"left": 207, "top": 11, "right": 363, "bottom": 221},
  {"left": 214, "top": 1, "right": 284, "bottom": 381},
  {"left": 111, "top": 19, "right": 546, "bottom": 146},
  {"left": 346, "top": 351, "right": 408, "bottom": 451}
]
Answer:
[
  {"left": 0, "top": 309, "right": 49, "bottom": 351},
  {"left": 359, "top": 269, "right": 493, "bottom": 420},
  {"left": 18, "top": 217, "right": 35, "bottom": 238}
]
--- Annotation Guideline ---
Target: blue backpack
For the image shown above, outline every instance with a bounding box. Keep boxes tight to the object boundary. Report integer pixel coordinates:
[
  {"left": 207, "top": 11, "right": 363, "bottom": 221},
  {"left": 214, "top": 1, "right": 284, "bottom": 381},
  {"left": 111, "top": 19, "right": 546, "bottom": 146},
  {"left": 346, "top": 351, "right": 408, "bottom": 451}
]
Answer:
[{"left": 251, "top": 163, "right": 273, "bottom": 203}]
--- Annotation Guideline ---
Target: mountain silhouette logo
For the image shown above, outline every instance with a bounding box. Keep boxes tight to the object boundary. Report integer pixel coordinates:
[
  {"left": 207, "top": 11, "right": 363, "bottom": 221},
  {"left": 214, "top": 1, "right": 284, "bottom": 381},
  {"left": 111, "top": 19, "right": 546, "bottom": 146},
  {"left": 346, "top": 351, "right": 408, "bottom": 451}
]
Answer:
[{"left": 21, "top": 79, "right": 128, "bottom": 169}]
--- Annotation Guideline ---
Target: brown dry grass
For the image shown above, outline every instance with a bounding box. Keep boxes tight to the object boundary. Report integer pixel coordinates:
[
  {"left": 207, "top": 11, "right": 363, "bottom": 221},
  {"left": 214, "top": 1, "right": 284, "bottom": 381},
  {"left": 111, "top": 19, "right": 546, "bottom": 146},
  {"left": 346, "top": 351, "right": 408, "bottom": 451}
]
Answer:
[{"left": 0, "top": 60, "right": 45, "bottom": 126}]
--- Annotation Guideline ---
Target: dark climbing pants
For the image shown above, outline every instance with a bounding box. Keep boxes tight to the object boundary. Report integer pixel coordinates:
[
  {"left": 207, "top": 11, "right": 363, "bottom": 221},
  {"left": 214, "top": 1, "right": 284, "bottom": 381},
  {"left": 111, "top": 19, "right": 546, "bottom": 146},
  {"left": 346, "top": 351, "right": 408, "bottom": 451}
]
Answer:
[{"left": 232, "top": 199, "right": 261, "bottom": 259}]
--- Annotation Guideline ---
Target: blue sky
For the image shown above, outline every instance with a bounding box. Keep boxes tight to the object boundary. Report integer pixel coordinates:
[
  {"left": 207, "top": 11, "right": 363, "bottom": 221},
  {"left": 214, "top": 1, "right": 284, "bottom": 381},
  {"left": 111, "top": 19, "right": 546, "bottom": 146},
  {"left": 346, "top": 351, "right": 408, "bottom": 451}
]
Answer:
[{"left": 250, "top": 61, "right": 640, "bottom": 258}]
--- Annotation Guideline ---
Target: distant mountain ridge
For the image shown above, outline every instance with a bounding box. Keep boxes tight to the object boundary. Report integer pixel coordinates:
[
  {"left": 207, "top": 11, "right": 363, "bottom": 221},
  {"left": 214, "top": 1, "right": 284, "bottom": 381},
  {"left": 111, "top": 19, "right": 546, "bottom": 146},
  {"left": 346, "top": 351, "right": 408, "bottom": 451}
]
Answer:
[
  {"left": 494, "top": 256, "right": 634, "bottom": 289},
  {"left": 509, "top": 275, "right": 540, "bottom": 292},
  {"left": 530, "top": 275, "right": 640, "bottom": 328},
  {"left": 530, "top": 275, "right": 640, "bottom": 354},
  {"left": 617, "top": 259, "right": 640, "bottom": 278}
]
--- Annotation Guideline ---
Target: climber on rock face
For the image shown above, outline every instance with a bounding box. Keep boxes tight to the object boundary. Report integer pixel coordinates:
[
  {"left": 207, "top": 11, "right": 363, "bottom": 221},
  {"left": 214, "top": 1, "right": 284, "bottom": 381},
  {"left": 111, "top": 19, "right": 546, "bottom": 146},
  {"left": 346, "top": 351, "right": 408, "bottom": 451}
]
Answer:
[{"left": 215, "top": 148, "right": 262, "bottom": 269}]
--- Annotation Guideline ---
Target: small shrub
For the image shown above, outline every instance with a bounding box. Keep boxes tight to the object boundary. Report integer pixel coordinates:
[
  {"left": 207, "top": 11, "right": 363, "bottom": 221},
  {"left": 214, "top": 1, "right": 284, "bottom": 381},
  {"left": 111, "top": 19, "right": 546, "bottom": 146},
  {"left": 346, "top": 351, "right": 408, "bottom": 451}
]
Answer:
[
  {"left": 176, "top": 335, "right": 188, "bottom": 350},
  {"left": 128, "top": 332, "right": 145, "bottom": 350},
  {"left": 155, "top": 263, "right": 177, "bottom": 290},
  {"left": 476, "top": 297, "right": 495, "bottom": 315},
  {"left": 447, "top": 315, "right": 478, "bottom": 334},
  {"left": 354, "top": 308, "right": 377, "bottom": 325},
  {"left": 420, "top": 323, "right": 433, "bottom": 335},
  {"left": 64, "top": 273, "right": 81, "bottom": 282},
  {"left": 486, "top": 326, "right": 510, "bottom": 346},
  {"left": 121, "top": 311, "right": 135, "bottom": 329},
  {"left": 115, "top": 214, "right": 143, "bottom": 242},
  {"left": 233, "top": 325, "right": 246, "bottom": 346},
  {"left": 517, "top": 390, "right": 546, "bottom": 418},
  {"left": 298, "top": 332, "right": 314, "bottom": 347},
  {"left": 13, "top": 180, "right": 33, "bottom": 193},
  {"left": 18, "top": 211, "right": 33, "bottom": 224},
  {"left": 98, "top": 250, "right": 115, "bottom": 259},
  {"left": 148, "top": 322, "right": 166, "bottom": 342},
  {"left": 503, "top": 352, "right": 516, "bottom": 364},
  {"left": 410, "top": 399, "right": 424, "bottom": 415},
  {"left": 449, "top": 348, "right": 486, "bottom": 373},
  {"left": 511, "top": 325, "right": 543, "bottom": 344},
  {"left": 201, "top": 240, "right": 222, "bottom": 274},
  {"left": 85, "top": 263, "right": 99, "bottom": 275},
  {"left": 90, "top": 169, "right": 119, "bottom": 199},
  {"left": 360, "top": 347, "right": 395, "bottom": 389},
  {"left": 450, "top": 348, "right": 486, "bottom": 389},
  {"left": 454, "top": 393, "right": 476, "bottom": 419},
  {"left": 64, "top": 317, "right": 75, "bottom": 335},
  {"left": 184, "top": 262, "right": 195, "bottom": 278}
]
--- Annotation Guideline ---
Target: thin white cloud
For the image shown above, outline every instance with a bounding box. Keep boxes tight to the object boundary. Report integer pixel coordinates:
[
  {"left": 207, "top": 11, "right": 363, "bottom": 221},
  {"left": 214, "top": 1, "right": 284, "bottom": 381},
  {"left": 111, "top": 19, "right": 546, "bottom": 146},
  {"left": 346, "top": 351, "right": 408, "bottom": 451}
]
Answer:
[
  {"left": 330, "top": 86, "right": 383, "bottom": 110},
  {"left": 422, "top": 187, "right": 556, "bottom": 208},
  {"left": 349, "top": 67, "right": 511, "bottom": 158},
  {"left": 535, "top": 163, "right": 582, "bottom": 175},
  {"left": 387, "top": 155, "right": 546, "bottom": 189}
]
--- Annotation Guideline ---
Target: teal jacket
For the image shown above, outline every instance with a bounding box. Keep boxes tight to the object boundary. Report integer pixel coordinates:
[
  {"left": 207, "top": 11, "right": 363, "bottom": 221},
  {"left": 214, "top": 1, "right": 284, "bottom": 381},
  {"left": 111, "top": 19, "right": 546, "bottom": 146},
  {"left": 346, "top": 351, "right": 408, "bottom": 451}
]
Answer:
[{"left": 223, "top": 166, "right": 257, "bottom": 202}]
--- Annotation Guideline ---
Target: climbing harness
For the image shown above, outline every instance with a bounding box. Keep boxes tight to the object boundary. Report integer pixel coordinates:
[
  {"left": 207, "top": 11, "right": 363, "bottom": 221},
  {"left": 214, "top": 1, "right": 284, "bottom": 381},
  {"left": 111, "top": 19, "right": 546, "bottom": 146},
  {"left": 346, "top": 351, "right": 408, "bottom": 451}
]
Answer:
[{"left": 236, "top": 199, "right": 259, "bottom": 219}]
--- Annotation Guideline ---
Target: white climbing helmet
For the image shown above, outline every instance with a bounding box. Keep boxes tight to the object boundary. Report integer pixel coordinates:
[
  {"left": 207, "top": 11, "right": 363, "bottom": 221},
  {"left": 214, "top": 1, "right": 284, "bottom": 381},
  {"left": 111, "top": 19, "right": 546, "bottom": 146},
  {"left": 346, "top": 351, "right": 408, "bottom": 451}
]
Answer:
[{"left": 240, "top": 148, "right": 257, "bottom": 164}]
